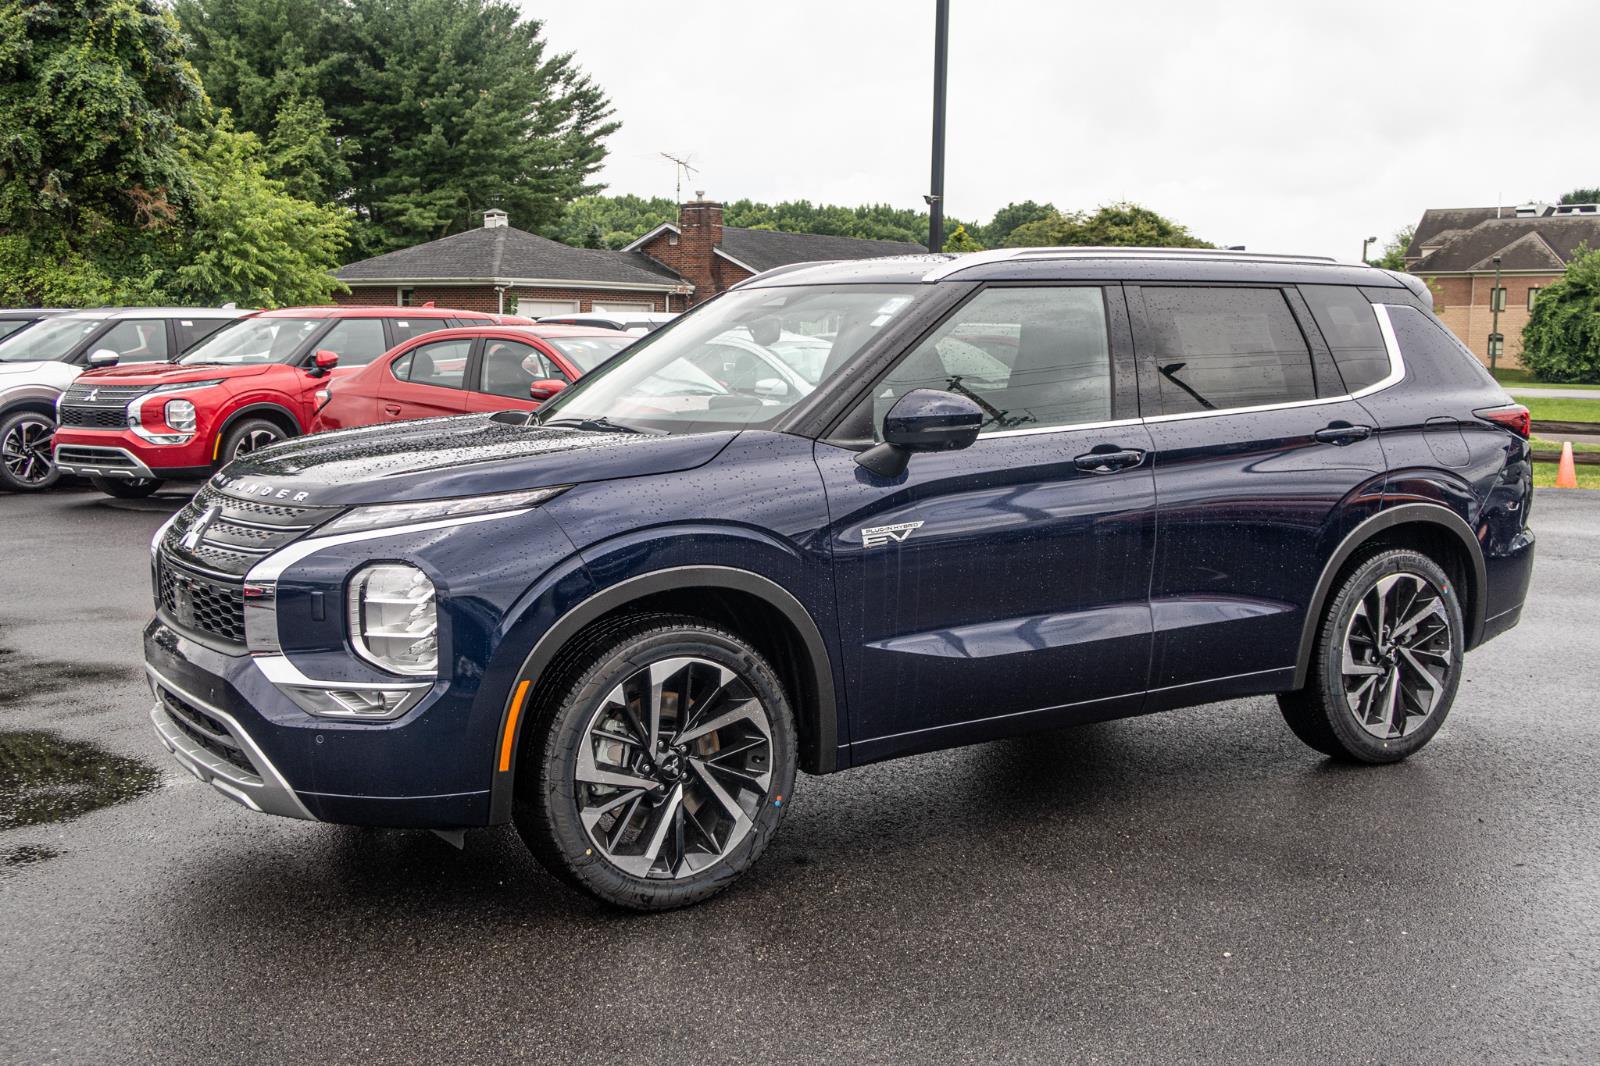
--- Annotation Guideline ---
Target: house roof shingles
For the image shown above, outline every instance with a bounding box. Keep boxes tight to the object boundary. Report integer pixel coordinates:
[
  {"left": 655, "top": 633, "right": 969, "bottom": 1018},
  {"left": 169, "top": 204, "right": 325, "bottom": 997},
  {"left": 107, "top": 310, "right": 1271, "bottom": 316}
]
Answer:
[
  {"left": 1410, "top": 215, "right": 1600, "bottom": 273},
  {"left": 716, "top": 227, "right": 927, "bottom": 272},
  {"left": 336, "top": 226, "right": 685, "bottom": 288}
]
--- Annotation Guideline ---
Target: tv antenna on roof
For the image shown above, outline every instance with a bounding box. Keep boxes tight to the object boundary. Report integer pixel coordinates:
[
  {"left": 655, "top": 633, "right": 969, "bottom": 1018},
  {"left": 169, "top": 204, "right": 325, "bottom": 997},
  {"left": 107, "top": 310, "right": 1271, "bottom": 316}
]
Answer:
[{"left": 660, "top": 152, "right": 699, "bottom": 204}]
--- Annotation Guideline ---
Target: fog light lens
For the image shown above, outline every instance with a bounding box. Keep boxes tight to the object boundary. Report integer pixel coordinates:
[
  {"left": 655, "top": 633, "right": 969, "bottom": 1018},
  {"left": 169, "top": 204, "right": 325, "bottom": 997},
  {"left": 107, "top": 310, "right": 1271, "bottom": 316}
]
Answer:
[
  {"left": 348, "top": 564, "right": 437, "bottom": 676},
  {"left": 280, "top": 684, "right": 429, "bottom": 720},
  {"left": 165, "top": 399, "right": 197, "bottom": 432}
]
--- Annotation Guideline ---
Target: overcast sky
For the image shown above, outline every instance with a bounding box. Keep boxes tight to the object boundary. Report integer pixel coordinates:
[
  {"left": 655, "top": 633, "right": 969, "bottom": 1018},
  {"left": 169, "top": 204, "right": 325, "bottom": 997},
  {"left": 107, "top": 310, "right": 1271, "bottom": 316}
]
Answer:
[{"left": 535, "top": 1, "right": 1600, "bottom": 260}]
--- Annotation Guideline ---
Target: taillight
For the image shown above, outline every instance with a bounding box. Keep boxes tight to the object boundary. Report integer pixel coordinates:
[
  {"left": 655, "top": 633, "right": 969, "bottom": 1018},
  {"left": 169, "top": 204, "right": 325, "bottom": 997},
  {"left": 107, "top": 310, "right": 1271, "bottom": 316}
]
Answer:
[{"left": 1475, "top": 404, "right": 1530, "bottom": 438}]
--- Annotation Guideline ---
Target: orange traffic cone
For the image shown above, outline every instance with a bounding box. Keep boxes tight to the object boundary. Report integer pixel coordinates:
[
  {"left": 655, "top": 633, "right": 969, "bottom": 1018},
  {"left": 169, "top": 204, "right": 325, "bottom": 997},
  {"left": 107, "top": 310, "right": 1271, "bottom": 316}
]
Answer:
[{"left": 1555, "top": 441, "right": 1579, "bottom": 489}]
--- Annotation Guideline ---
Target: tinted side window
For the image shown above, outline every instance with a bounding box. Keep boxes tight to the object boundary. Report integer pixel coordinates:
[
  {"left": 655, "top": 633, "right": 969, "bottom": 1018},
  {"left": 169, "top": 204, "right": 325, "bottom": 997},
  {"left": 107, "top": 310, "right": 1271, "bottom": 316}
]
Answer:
[
  {"left": 874, "top": 286, "right": 1112, "bottom": 435},
  {"left": 1300, "top": 285, "right": 1391, "bottom": 393},
  {"left": 0, "top": 320, "right": 30, "bottom": 342},
  {"left": 390, "top": 318, "right": 452, "bottom": 343},
  {"left": 395, "top": 339, "right": 470, "bottom": 389},
  {"left": 174, "top": 317, "right": 232, "bottom": 353},
  {"left": 316, "top": 319, "right": 389, "bottom": 366},
  {"left": 95, "top": 319, "right": 169, "bottom": 362},
  {"left": 1384, "top": 305, "right": 1498, "bottom": 389},
  {"left": 479, "top": 340, "right": 563, "bottom": 398},
  {"left": 1139, "top": 287, "right": 1313, "bottom": 415}
]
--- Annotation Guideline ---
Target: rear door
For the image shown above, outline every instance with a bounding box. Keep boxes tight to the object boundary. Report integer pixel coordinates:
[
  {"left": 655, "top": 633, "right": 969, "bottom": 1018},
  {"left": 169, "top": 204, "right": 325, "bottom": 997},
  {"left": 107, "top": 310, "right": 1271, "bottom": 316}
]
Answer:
[
  {"left": 1127, "top": 283, "right": 1388, "bottom": 704},
  {"left": 820, "top": 284, "right": 1158, "bottom": 763},
  {"left": 377, "top": 336, "right": 474, "bottom": 421}
]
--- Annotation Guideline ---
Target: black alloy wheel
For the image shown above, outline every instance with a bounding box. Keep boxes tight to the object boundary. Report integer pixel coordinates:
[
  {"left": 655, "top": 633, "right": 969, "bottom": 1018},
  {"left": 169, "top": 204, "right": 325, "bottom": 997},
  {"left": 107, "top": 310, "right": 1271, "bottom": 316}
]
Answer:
[{"left": 0, "top": 410, "right": 60, "bottom": 491}]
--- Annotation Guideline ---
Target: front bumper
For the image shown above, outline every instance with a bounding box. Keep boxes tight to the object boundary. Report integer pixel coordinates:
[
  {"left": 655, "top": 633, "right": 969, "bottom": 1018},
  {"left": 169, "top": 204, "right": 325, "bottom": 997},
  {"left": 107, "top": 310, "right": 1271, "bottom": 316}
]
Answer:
[{"left": 54, "top": 426, "right": 214, "bottom": 480}]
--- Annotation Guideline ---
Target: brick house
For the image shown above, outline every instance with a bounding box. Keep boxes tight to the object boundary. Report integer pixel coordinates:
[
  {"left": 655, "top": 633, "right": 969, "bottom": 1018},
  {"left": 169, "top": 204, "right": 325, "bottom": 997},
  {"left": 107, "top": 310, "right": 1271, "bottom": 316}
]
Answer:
[
  {"left": 1406, "top": 202, "right": 1600, "bottom": 367},
  {"left": 335, "top": 202, "right": 925, "bottom": 317}
]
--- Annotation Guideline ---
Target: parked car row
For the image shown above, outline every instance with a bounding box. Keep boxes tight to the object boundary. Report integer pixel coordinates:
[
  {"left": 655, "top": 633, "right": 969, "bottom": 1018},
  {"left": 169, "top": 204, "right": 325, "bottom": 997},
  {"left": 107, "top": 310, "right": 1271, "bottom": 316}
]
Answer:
[{"left": 0, "top": 303, "right": 672, "bottom": 497}]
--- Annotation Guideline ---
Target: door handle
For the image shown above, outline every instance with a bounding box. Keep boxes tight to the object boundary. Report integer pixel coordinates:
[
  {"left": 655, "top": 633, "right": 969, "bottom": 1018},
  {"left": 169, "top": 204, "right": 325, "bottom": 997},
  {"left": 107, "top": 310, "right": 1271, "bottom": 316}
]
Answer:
[
  {"left": 383, "top": 404, "right": 402, "bottom": 417},
  {"left": 1313, "top": 422, "right": 1373, "bottom": 445},
  {"left": 1073, "top": 448, "right": 1146, "bottom": 473}
]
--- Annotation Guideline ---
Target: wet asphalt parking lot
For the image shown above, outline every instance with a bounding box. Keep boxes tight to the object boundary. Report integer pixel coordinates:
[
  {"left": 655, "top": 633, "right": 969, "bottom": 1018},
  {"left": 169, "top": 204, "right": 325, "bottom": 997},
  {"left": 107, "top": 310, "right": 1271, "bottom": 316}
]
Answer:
[{"left": 1, "top": 484, "right": 1597, "bottom": 1064}]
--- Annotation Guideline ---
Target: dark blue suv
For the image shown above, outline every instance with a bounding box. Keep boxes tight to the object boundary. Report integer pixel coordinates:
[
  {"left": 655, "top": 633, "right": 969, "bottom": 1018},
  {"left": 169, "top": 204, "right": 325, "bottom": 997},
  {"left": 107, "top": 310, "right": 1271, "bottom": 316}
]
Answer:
[{"left": 144, "top": 249, "right": 1535, "bottom": 909}]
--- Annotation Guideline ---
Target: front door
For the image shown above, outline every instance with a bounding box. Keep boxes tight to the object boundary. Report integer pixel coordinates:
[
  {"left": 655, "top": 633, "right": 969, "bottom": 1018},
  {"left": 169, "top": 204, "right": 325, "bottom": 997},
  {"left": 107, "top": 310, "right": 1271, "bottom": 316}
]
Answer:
[
  {"left": 820, "top": 284, "right": 1158, "bottom": 764},
  {"left": 1126, "top": 283, "right": 1388, "bottom": 703}
]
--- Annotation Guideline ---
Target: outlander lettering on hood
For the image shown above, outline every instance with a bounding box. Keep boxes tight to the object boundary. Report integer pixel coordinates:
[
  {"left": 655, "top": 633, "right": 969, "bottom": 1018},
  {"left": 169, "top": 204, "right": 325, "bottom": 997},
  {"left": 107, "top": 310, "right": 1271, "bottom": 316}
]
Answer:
[{"left": 212, "top": 474, "right": 313, "bottom": 503}]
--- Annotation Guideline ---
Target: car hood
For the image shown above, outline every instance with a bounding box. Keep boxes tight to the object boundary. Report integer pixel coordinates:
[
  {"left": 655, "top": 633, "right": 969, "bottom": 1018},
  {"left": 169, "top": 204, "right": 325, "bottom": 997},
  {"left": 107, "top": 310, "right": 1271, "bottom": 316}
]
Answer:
[
  {"left": 212, "top": 413, "right": 739, "bottom": 506},
  {"left": 0, "top": 361, "right": 53, "bottom": 378},
  {"left": 76, "top": 362, "right": 274, "bottom": 385}
]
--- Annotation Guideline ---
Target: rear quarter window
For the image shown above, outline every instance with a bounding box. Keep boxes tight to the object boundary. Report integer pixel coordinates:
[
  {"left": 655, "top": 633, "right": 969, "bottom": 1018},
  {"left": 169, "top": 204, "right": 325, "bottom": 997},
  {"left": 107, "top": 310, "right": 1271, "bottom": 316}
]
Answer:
[
  {"left": 1383, "top": 305, "right": 1499, "bottom": 390},
  {"left": 1300, "top": 285, "right": 1392, "bottom": 393}
]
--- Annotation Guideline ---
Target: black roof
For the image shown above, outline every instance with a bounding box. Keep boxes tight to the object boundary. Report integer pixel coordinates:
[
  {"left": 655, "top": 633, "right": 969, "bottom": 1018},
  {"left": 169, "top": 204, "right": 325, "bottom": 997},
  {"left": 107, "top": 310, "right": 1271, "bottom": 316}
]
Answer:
[
  {"left": 337, "top": 226, "right": 684, "bottom": 288},
  {"left": 716, "top": 227, "right": 928, "bottom": 272},
  {"left": 1407, "top": 207, "right": 1502, "bottom": 259},
  {"left": 1410, "top": 215, "right": 1600, "bottom": 273}
]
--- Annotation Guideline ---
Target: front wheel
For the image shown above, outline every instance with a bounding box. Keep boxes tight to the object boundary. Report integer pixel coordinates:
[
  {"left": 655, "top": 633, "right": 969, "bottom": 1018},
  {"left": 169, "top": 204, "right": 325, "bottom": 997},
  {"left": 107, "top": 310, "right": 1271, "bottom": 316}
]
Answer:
[
  {"left": 514, "top": 613, "right": 797, "bottom": 910},
  {"left": 0, "top": 410, "right": 61, "bottom": 492},
  {"left": 88, "top": 474, "right": 164, "bottom": 499},
  {"left": 1278, "top": 549, "right": 1464, "bottom": 763},
  {"left": 219, "top": 417, "right": 290, "bottom": 464}
]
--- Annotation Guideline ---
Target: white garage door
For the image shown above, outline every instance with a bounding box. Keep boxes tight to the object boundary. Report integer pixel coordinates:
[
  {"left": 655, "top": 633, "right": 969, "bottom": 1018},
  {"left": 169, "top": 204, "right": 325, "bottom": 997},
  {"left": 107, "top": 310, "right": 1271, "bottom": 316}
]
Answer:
[
  {"left": 517, "top": 299, "right": 580, "bottom": 317},
  {"left": 591, "top": 300, "right": 655, "bottom": 313}
]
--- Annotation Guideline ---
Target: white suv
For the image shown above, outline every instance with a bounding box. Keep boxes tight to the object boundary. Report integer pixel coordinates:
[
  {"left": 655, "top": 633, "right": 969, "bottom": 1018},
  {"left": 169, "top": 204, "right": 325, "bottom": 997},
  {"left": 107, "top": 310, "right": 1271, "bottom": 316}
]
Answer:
[{"left": 0, "top": 306, "right": 249, "bottom": 492}]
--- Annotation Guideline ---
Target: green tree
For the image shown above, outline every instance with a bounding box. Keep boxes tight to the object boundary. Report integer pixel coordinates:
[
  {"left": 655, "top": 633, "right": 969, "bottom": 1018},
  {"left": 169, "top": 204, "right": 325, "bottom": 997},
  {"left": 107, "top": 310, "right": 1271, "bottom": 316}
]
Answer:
[
  {"left": 265, "top": 94, "right": 350, "bottom": 203},
  {"left": 1369, "top": 225, "right": 1414, "bottom": 271},
  {"left": 1005, "top": 203, "right": 1211, "bottom": 248},
  {"left": 178, "top": 0, "right": 620, "bottom": 255},
  {"left": 1558, "top": 188, "right": 1600, "bottom": 205},
  {"left": 1519, "top": 246, "right": 1600, "bottom": 383},
  {"left": 942, "top": 224, "right": 983, "bottom": 253},
  {"left": 979, "top": 200, "right": 1056, "bottom": 247}
]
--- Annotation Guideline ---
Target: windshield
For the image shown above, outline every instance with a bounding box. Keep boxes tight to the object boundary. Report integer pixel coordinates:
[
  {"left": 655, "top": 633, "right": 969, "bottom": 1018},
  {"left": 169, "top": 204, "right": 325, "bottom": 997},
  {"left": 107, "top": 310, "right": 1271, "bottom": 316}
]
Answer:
[
  {"left": 0, "top": 317, "right": 100, "bottom": 363},
  {"left": 535, "top": 285, "right": 919, "bottom": 435},
  {"left": 180, "top": 317, "right": 323, "bottom": 365},
  {"left": 546, "top": 335, "right": 632, "bottom": 373}
]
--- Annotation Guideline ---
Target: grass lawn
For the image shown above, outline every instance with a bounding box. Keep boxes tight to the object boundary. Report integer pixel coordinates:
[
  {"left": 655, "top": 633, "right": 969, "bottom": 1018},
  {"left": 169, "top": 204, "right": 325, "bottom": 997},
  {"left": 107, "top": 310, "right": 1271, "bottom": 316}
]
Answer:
[
  {"left": 1534, "top": 461, "right": 1600, "bottom": 489},
  {"left": 1492, "top": 368, "right": 1600, "bottom": 389},
  {"left": 1523, "top": 395, "right": 1600, "bottom": 424},
  {"left": 1531, "top": 437, "right": 1600, "bottom": 454}
]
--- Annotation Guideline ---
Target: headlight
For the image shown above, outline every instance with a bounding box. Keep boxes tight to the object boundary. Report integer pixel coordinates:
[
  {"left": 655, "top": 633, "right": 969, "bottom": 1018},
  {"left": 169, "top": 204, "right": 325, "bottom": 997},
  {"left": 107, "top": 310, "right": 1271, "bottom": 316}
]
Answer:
[
  {"left": 149, "top": 379, "right": 224, "bottom": 394},
  {"left": 318, "top": 487, "right": 566, "bottom": 537},
  {"left": 348, "top": 564, "right": 438, "bottom": 676},
  {"left": 165, "top": 399, "right": 196, "bottom": 432}
]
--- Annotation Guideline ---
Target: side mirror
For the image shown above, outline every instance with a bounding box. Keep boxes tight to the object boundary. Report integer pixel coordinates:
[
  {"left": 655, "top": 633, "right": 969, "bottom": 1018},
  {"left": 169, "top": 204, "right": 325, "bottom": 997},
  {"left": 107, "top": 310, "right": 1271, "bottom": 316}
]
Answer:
[
  {"left": 308, "top": 349, "right": 339, "bottom": 376},
  {"left": 87, "top": 349, "right": 120, "bottom": 368},
  {"left": 528, "top": 378, "right": 567, "bottom": 401},
  {"left": 753, "top": 377, "right": 789, "bottom": 398},
  {"left": 856, "top": 388, "right": 983, "bottom": 478}
]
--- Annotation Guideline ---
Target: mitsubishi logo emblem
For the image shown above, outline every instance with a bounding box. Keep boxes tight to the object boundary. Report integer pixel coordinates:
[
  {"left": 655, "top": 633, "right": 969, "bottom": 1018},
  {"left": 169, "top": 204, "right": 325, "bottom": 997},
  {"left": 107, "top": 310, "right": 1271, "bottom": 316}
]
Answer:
[
  {"left": 181, "top": 505, "right": 221, "bottom": 552},
  {"left": 86, "top": 388, "right": 99, "bottom": 403}
]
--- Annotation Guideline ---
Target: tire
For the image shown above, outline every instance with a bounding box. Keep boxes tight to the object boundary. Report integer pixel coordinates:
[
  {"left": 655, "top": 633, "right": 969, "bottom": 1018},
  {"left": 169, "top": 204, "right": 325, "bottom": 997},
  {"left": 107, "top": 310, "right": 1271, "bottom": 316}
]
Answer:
[
  {"left": 1278, "top": 548, "right": 1465, "bottom": 763},
  {"left": 88, "top": 474, "right": 164, "bottom": 499},
  {"left": 219, "top": 417, "right": 290, "bottom": 464},
  {"left": 0, "top": 409, "right": 61, "bottom": 492},
  {"left": 513, "top": 612, "right": 798, "bottom": 911}
]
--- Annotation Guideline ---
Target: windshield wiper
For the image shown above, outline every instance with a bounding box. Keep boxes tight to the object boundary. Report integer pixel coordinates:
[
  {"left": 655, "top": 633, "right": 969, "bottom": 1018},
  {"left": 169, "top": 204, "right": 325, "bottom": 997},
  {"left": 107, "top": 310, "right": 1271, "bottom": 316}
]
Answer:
[{"left": 541, "top": 415, "right": 646, "bottom": 435}]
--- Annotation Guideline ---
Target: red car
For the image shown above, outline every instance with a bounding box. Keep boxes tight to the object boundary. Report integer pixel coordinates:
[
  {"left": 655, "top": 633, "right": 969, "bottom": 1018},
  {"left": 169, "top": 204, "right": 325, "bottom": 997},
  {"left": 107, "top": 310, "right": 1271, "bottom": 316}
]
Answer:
[
  {"left": 54, "top": 306, "right": 530, "bottom": 497},
  {"left": 312, "top": 324, "right": 631, "bottom": 431}
]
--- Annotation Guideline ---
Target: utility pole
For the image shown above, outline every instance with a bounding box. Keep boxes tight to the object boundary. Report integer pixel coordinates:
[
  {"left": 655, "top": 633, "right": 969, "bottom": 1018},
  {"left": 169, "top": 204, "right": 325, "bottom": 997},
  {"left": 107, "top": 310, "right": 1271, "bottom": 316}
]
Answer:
[
  {"left": 1489, "top": 254, "right": 1504, "bottom": 370},
  {"left": 925, "top": 0, "right": 949, "bottom": 253}
]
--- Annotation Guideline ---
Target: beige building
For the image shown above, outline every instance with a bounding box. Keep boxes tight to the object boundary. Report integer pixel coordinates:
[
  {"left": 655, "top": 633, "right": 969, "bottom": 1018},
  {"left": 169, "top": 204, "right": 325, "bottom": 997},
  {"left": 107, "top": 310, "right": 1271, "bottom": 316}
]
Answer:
[{"left": 1406, "top": 202, "right": 1600, "bottom": 368}]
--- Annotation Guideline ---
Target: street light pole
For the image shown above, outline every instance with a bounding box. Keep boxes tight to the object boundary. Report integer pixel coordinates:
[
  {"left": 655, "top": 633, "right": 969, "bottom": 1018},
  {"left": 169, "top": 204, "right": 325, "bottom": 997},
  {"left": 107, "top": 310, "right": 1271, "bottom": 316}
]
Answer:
[
  {"left": 926, "top": 0, "right": 949, "bottom": 253},
  {"left": 1490, "top": 254, "right": 1504, "bottom": 371},
  {"left": 1361, "top": 236, "right": 1377, "bottom": 264}
]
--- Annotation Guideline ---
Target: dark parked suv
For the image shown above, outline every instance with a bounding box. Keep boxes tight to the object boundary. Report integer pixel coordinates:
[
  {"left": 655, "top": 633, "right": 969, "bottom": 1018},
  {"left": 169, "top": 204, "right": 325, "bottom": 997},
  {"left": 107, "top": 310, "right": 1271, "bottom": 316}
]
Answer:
[{"left": 144, "top": 248, "right": 1534, "bottom": 909}]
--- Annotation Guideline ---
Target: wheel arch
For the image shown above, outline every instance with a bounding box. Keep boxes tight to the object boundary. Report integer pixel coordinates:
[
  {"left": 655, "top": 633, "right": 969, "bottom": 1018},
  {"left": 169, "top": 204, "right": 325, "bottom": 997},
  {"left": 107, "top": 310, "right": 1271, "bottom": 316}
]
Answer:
[
  {"left": 488, "top": 565, "right": 839, "bottom": 823},
  {"left": 0, "top": 388, "right": 64, "bottom": 420},
  {"left": 1292, "top": 502, "right": 1487, "bottom": 689},
  {"left": 212, "top": 402, "right": 301, "bottom": 463}
]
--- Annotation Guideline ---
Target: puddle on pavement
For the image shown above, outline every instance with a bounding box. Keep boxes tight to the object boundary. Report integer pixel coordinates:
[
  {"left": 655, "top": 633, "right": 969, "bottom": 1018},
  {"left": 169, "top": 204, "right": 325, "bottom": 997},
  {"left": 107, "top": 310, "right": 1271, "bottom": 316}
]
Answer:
[
  {"left": 0, "top": 647, "right": 140, "bottom": 709},
  {"left": 0, "top": 729, "right": 161, "bottom": 831}
]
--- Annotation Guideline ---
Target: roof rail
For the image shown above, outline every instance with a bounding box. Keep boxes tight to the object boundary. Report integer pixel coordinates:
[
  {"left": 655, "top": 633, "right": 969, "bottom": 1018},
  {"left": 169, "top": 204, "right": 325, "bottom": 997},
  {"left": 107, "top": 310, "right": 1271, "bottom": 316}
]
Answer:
[{"left": 922, "top": 246, "right": 1342, "bottom": 282}]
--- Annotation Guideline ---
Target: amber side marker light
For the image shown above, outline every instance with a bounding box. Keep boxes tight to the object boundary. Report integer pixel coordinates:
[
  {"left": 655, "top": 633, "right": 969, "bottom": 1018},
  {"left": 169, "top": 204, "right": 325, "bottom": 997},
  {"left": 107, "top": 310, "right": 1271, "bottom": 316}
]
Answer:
[{"left": 499, "top": 680, "right": 531, "bottom": 772}]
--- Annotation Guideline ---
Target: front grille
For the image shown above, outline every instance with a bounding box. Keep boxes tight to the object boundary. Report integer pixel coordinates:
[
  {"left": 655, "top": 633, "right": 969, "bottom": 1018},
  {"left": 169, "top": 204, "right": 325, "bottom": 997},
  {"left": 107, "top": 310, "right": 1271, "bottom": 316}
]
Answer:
[
  {"left": 61, "top": 383, "right": 153, "bottom": 406},
  {"left": 156, "top": 686, "right": 260, "bottom": 780},
  {"left": 160, "top": 485, "right": 335, "bottom": 578},
  {"left": 58, "top": 405, "right": 129, "bottom": 429},
  {"left": 157, "top": 560, "right": 246, "bottom": 645},
  {"left": 56, "top": 445, "right": 136, "bottom": 467}
]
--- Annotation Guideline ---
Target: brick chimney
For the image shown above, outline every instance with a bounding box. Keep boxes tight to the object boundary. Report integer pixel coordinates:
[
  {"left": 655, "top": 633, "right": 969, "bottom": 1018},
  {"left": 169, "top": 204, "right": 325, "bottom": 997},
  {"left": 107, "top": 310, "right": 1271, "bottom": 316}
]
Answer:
[{"left": 673, "top": 194, "right": 723, "bottom": 304}]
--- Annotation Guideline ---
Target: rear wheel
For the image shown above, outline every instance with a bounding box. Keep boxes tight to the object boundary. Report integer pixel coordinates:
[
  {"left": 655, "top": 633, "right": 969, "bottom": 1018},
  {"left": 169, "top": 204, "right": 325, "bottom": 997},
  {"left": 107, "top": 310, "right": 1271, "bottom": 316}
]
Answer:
[
  {"left": 514, "top": 613, "right": 797, "bottom": 910},
  {"left": 1279, "top": 549, "right": 1464, "bottom": 763},
  {"left": 88, "top": 474, "right": 163, "bottom": 499},
  {"left": 220, "top": 418, "right": 290, "bottom": 463},
  {"left": 0, "top": 410, "right": 60, "bottom": 492}
]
